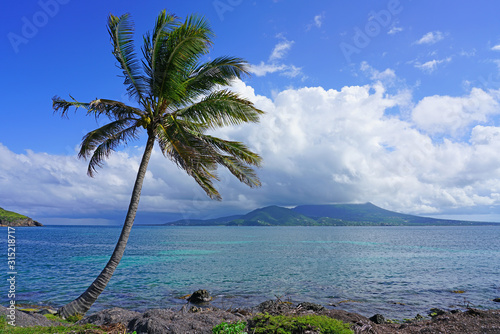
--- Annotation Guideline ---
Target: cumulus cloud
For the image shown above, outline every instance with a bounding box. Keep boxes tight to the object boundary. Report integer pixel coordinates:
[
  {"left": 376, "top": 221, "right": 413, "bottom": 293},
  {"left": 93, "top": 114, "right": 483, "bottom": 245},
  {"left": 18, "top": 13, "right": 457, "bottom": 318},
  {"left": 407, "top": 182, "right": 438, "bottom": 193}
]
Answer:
[
  {"left": 4, "top": 80, "right": 500, "bottom": 223},
  {"left": 491, "top": 44, "right": 500, "bottom": 51},
  {"left": 412, "top": 87, "right": 500, "bottom": 135},
  {"left": 218, "top": 80, "right": 500, "bottom": 216},
  {"left": 415, "top": 31, "right": 445, "bottom": 45}
]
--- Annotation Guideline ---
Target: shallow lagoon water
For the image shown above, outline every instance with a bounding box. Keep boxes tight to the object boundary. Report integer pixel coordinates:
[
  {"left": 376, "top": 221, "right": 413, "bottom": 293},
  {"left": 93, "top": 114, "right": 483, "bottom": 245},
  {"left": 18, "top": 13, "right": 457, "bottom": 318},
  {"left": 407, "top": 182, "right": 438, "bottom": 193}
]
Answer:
[{"left": 6, "top": 225, "right": 500, "bottom": 319}]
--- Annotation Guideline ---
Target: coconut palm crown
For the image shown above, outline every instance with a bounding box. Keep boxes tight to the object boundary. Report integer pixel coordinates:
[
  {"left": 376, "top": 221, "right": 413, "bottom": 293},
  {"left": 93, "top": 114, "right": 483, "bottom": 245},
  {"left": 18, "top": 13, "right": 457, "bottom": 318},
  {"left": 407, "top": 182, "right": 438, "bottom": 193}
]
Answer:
[{"left": 52, "top": 10, "right": 263, "bottom": 318}]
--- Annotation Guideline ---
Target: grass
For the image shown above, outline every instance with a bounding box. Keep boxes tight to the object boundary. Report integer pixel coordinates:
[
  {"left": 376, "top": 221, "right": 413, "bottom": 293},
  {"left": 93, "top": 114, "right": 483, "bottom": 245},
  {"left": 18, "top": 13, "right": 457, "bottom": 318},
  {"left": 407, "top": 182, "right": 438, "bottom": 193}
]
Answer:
[
  {"left": 247, "top": 313, "right": 354, "bottom": 334},
  {"left": 0, "top": 207, "right": 28, "bottom": 223},
  {"left": 0, "top": 315, "right": 111, "bottom": 334}
]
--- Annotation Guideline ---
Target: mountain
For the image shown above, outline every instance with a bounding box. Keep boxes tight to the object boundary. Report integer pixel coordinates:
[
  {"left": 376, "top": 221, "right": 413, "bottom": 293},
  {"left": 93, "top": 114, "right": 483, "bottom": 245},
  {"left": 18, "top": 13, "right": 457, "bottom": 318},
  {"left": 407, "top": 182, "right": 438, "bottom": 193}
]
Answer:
[
  {"left": 226, "top": 205, "right": 317, "bottom": 226},
  {"left": 163, "top": 215, "right": 242, "bottom": 226},
  {"left": 292, "top": 202, "right": 489, "bottom": 226},
  {"left": 0, "top": 207, "right": 43, "bottom": 227},
  {"left": 164, "top": 203, "right": 498, "bottom": 226}
]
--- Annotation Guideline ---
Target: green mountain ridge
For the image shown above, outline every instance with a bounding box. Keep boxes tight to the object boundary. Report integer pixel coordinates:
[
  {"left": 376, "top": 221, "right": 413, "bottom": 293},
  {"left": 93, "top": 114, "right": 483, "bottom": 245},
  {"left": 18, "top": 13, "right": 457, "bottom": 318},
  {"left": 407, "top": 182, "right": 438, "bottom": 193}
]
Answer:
[
  {"left": 165, "top": 203, "right": 499, "bottom": 226},
  {"left": 226, "top": 205, "right": 317, "bottom": 226}
]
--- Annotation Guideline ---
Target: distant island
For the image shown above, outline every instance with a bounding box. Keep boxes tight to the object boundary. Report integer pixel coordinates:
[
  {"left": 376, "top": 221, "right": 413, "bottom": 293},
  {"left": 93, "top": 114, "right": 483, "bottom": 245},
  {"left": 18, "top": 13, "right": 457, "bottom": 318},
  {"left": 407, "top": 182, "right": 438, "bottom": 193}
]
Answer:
[
  {"left": 162, "top": 203, "right": 499, "bottom": 226},
  {"left": 0, "top": 207, "right": 43, "bottom": 227}
]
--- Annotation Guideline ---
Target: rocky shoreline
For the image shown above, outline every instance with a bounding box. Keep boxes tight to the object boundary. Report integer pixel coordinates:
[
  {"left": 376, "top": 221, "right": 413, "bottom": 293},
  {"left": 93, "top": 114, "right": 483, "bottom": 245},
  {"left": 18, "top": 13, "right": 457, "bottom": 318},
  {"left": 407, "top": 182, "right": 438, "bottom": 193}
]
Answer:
[{"left": 3, "top": 297, "right": 500, "bottom": 333}]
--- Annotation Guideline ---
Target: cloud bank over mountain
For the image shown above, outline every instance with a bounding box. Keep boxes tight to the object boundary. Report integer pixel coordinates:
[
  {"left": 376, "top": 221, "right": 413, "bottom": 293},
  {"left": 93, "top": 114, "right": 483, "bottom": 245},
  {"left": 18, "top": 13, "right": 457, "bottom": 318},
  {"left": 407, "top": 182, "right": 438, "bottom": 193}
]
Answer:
[{"left": 3, "top": 76, "right": 500, "bottom": 224}]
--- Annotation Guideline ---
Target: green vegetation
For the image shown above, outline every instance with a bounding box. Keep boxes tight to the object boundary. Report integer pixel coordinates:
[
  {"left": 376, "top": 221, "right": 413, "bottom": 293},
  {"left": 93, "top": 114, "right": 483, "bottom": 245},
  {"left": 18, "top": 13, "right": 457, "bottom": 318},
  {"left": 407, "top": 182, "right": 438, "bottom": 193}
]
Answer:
[
  {"left": 0, "top": 207, "right": 28, "bottom": 223},
  {"left": 248, "top": 313, "right": 353, "bottom": 334},
  {"left": 227, "top": 205, "right": 317, "bottom": 226},
  {"left": 212, "top": 320, "right": 247, "bottom": 334},
  {"left": 0, "top": 315, "right": 101, "bottom": 334}
]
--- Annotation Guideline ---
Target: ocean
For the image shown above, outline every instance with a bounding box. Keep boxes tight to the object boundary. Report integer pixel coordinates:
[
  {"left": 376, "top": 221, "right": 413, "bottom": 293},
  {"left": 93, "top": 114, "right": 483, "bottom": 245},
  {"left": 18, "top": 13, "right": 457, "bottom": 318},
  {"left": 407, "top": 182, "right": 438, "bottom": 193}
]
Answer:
[{"left": 4, "top": 225, "right": 500, "bottom": 319}]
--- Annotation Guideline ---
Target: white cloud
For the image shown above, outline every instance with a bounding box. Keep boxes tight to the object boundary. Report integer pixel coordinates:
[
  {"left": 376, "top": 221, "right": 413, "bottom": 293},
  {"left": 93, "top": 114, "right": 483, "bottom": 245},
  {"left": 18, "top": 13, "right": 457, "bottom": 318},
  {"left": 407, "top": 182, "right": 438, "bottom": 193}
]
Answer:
[
  {"left": 249, "top": 62, "right": 287, "bottom": 77},
  {"left": 388, "top": 26, "right": 403, "bottom": 35},
  {"left": 491, "top": 44, "right": 500, "bottom": 51},
  {"left": 360, "top": 61, "right": 396, "bottom": 82},
  {"left": 4, "top": 80, "right": 500, "bottom": 222},
  {"left": 388, "top": 25, "right": 403, "bottom": 35},
  {"left": 414, "top": 57, "right": 452, "bottom": 73},
  {"left": 412, "top": 88, "right": 500, "bottom": 135},
  {"left": 314, "top": 14, "right": 323, "bottom": 28},
  {"left": 306, "top": 13, "right": 324, "bottom": 31},
  {"left": 269, "top": 39, "right": 294, "bottom": 61},
  {"left": 249, "top": 36, "right": 304, "bottom": 79},
  {"left": 219, "top": 80, "right": 500, "bottom": 216},
  {"left": 415, "top": 31, "right": 445, "bottom": 45}
]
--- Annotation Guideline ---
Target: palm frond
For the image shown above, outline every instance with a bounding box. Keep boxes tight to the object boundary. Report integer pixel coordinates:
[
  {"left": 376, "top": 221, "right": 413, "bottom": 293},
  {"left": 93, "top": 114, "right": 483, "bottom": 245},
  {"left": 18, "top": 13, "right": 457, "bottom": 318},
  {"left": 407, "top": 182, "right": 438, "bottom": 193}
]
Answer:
[
  {"left": 142, "top": 10, "right": 179, "bottom": 99},
  {"left": 53, "top": 96, "right": 143, "bottom": 122},
  {"left": 177, "top": 90, "right": 264, "bottom": 129},
  {"left": 201, "top": 135, "right": 262, "bottom": 166},
  {"left": 108, "top": 13, "right": 147, "bottom": 101},
  {"left": 155, "top": 120, "right": 225, "bottom": 199},
  {"left": 185, "top": 56, "right": 251, "bottom": 97},
  {"left": 88, "top": 99, "right": 144, "bottom": 120},
  {"left": 52, "top": 95, "right": 91, "bottom": 117},
  {"left": 190, "top": 167, "right": 222, "bottom": 200},
  {"left": 218, "top": 155, "right": 261, "bottom": 188},
  {"left": 153, "top": 14, "right": 214, "bottom": 105},
  {"left": 79, "top": 120, "right": 141, "bottom": 176}
]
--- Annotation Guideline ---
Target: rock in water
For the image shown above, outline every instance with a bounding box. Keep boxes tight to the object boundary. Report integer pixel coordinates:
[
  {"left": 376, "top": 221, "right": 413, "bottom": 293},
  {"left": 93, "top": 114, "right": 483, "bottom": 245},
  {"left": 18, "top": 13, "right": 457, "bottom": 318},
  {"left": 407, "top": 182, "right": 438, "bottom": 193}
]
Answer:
[{"left": 187, "top": 289, "right": 212, "bottom": 303}]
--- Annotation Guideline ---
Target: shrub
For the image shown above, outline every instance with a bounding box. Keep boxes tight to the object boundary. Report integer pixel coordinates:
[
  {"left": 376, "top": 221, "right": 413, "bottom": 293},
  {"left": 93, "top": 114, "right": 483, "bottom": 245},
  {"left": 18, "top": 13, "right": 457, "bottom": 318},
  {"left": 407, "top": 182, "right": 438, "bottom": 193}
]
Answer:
[
  {"left": 248, "top": 313, "right": 353, "bottom": 334},
  {"left": 213, "top": 320, "right": 247, "bottom": 334}
]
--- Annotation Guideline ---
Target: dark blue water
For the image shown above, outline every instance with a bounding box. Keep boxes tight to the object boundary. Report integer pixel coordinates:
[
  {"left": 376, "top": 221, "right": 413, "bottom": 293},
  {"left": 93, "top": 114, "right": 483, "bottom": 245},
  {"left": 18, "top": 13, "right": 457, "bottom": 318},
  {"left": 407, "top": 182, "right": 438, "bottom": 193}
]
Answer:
[{"left": 3, "top": 225, "right": 500, "bottom": 319}]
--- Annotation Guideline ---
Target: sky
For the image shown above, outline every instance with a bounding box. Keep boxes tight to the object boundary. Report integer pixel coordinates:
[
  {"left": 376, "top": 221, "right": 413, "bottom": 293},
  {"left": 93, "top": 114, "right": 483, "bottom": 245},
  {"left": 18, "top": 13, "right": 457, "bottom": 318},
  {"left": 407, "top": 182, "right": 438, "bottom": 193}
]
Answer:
[{"left": 3, "top": 0, "right": 500, "bottom": 225}]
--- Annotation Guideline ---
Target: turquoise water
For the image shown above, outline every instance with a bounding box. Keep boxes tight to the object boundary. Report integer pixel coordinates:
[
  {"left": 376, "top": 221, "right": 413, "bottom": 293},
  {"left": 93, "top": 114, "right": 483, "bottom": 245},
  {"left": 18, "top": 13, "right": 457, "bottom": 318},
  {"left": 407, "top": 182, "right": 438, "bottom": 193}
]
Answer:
[{"left": 4, "top": 225, "right": 500, "bottom": 319}]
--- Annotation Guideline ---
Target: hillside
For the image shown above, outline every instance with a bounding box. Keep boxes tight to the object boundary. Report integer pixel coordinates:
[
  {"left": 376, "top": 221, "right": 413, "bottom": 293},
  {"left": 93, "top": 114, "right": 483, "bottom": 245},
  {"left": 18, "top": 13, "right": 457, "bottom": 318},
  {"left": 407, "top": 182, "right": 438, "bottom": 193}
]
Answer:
[
  {"left": 292, "top": 203, "right": 490, "bottom": 226},
  {"left": 226, "top": 205, "right": 317, "bottom": 226},
  {"left": 0, "top": 207, "right": 43, "bottom": 227},
  {"left": 164, "top": 203, "right": 498, "bottom": 226},
  {"left": 163, "top": 215, "right": 242, "bottom": 226}
]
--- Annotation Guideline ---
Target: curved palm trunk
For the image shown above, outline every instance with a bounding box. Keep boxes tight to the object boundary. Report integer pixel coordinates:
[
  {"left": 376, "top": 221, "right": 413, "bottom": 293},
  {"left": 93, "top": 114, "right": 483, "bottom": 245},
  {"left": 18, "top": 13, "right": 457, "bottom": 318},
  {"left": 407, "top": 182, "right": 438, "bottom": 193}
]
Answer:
[{"left": 58, "top": 136, "right": 155, "bottom": 318}]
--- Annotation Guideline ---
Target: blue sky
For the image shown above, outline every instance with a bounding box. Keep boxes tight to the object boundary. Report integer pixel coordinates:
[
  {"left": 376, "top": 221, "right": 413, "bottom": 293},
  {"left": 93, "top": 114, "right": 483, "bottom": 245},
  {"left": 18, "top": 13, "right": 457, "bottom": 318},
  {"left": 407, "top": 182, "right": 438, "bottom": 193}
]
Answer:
[{"left": 3, "top": 0, "right": 500, "bottom": 224}]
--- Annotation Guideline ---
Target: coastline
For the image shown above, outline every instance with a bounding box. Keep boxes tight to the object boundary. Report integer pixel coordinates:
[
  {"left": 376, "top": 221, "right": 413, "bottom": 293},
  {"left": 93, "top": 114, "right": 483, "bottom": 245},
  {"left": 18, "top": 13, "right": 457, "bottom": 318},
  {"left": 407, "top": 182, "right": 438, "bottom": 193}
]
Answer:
[{"left": 3, "top": 299, "right": 500, "bottom": 333}]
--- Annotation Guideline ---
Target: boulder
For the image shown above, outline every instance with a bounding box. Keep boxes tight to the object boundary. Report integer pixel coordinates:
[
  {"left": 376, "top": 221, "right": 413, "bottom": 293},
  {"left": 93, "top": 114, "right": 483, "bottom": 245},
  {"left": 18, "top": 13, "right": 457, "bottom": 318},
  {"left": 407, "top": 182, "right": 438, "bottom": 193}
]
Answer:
[
  {"left": 80, "top": 307, "right": 140, "bottom": 326},
  {"left": 128, "top": 310, "right": 173, "bottom": 334},
  {"left": 369, "top": 313, "right": 385, "bottom": 324},
  {"left": 0, "top": 305, "right": 53, "bottom": 327},
  {"left": 297, "top": 302, "right": 325, "bottom": 312},
  {"left": 187, "top": 289, "right": 212, "bottom": 304},
  {"left": 429, "top": 308, "right": 447, "bottom": 317}
]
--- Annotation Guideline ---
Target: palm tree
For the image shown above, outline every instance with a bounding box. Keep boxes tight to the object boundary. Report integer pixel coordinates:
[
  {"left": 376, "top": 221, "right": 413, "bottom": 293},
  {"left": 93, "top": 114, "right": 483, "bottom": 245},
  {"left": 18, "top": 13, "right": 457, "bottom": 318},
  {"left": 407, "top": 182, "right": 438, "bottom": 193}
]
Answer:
[{"left": 53, "top": 10, "right": 263, "bottom": 318}]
